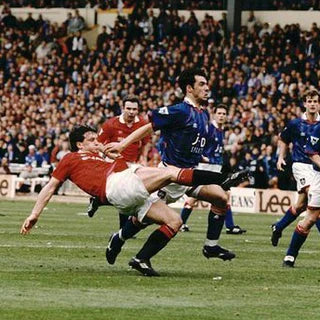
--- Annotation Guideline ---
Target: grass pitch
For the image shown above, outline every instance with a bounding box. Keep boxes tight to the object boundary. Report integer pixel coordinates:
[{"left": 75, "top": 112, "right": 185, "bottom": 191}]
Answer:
[{"left": 1, "top": 199, "right": 320, "bottom": 320}]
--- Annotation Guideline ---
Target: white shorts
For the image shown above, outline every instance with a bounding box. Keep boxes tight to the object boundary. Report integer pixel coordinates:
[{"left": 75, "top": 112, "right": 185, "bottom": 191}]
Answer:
[
  {"left": 106, "top": 165, "right": 157, "bottom": 222},
  {"left": 196, "top": 163, "right": 222, "bottom": 173},
  {"left": 308, "top": 171, "right": 320, "bottom": 207},
  {"left": 149, "top": 162, "right": 202, "bottom": 204},
  {"left": 292, "top": 162, "right": 314, "bottom": 193}
]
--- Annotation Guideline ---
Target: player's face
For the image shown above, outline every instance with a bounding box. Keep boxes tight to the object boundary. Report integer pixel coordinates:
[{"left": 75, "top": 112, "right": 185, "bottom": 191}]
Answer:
[
  {"left": 79, "top": 131, "right": 100, "bottom": 153},
  {"left": 304, "top": 95, "right": 319, "bottom": 114},
  {"left": 123, "top": 101, "right": 139, "bottom": 123},
  {"left": 190, "top": 75, "right": 209, "bottom": 105},
  {"left": 214, "top": 108, "right": 227, "bottom": 126}
]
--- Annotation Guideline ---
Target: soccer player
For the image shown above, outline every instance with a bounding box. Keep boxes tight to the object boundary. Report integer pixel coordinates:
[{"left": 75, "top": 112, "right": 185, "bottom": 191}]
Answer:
[
  {"left": 105, "top": 69, "right": 249, "bottom": 268},
  {"left": 271, "top": 89, "right": 320, "bottom": 247},
  {"left": 20, "top": 125, "right": 247, "bottom": 276},
  {"left": 282, "top": 119, "right": 320, "bottom": 267},
  {"left": 180, "top": 104, "right": 246, "bottom": 234},
  {"left": 87, "top": 95, "right": 150, "bottom": 229}
]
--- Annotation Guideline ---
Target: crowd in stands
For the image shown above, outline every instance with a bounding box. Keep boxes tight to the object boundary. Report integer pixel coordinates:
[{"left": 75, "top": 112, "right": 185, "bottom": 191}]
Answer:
[
  {"left": 1, "top": 6, "right": 320, "bottom": 191},
  {"left": 1, "top": 0, "right": 320, "bottom": 10}
]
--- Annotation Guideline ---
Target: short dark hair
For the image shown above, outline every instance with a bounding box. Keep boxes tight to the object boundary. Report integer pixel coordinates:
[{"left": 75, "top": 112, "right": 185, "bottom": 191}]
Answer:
[
  {"left": 214, "top": 103, "right": 228, "bottom": 114},
  {"left": 69, "top": 125, "right": 97, "bottom": 152},
  {"left": 303, "top": 88, "right": 320, "bottom": 102},
  {"left": 178, "top": 68, "right": 207, "bottom": 95},
  {"left": 123, "top": 94, "right": 140, "bottom": 107}
]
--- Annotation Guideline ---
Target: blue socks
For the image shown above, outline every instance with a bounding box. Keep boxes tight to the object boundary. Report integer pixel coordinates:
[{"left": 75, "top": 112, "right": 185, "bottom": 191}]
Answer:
[
  {"left": 315, "top": 219, "right": 320, "bottom": 233},
  {"left": 286, "top": 225, "right": 309, "bottom": 258},
  {"left": 180, "top": 207, "right": 193, "bottom": 224},
  {"left": 275, "top": 207, "right": 298, "bottom": 231},
  {"left": 225, "top": 205, "right": 234, "bottom": 229},
  {"left": 121, "top": 217, "right": 145, "bottom": 240}
]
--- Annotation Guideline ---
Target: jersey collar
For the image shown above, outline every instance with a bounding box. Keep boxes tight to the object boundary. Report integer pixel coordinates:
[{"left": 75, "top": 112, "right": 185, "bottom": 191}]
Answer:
[
  {"left": 302, "top": 112, "right": 320, "bottom": 122},
  {"left": 119, "top": 113, "right": 139, "bottom": 124},
  {"left": 184, "top": 97, "right": 204, "bottom": 110},
  {"left": 212, "top": 120, "right": 224, "bottom": 131}
]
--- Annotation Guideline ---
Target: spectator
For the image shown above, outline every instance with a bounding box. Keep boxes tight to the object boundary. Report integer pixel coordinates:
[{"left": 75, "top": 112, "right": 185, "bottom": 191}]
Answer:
[
  {"left": 67, "top": 9, "right": 85, "bottom": 34},
  {"left": 16, "top": 164, "right": 39, "bottom": 192},
  {"left": 0, "top": 157, "right": 11, "bottom": 174},
  {"left": 96, "top": 25, "right": 109, "bottom": 51},
  {"left": 25, "top": 145, "right": 37, "bottom": 166}
]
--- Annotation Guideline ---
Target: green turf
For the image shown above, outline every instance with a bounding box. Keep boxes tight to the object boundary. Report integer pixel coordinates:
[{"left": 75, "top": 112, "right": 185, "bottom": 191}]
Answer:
[{"left": 1, "top": 199, "right": 320, "bottom": 320}]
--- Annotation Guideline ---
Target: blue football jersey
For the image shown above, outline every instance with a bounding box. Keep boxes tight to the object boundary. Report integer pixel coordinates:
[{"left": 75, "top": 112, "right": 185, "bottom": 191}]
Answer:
[
  {"left": 203, "top": 123, "right": 224, "bottom": 166},
  {"left": 280, "top": 118, "right": 319, "bottom": 164},
  {"left": 305, "top": 122, "right": 320, "bottom": 171},
  {"left": 150, "top": 101, "right": 210, "bottom": 168}
]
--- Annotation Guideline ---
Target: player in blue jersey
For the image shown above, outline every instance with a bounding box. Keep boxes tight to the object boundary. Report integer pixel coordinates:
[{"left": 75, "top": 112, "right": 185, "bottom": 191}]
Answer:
[
  {"left": 104, "top": 69, "right": 249, "bottom": 275},
  {"left": 282, "top": 116, "right": 320, "bottom": 267},
  {"left": 180, "top": 104, "right": 246, "bottom": 234},
  {"left": 271, "top": 89, "right": 320, "bottom": 248}
]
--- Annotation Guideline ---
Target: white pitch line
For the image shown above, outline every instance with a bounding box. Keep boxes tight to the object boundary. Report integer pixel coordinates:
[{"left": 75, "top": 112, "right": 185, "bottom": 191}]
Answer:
[
  {"left": 0, "top": 243, "right": 318, "bottom": 255},
  {"left": 0, "top": 244, "right": 105, "bottom": 249}
]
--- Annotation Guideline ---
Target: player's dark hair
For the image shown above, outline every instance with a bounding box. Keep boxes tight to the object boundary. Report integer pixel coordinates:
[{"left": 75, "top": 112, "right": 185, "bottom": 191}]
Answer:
[
  {"left": 303, "top": 88, "right": 320, "bottom": 102},
  {"left": 69, "top": 125, "right": 97, "bottom": 152},
  {"left": 123, "top": 94, "right": 140, "bottom": 107},
  {"left": 214, "top": 103, "right": 228, "bottom": 114},
  {"left": 178, "top": 68, "right": 207, "bottom": 95}
]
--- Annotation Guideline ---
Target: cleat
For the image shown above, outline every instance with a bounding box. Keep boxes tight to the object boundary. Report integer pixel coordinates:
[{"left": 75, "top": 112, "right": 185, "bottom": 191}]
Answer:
[
  {"left": 283, "top": 255, "right": 295, "bottom": 268},
  {"left": 180, "top": 224, "right": 190, "bottom": 232},
  {"left": 221, "top": 168, "right": 250, "bottom": 191},
  {"left": 226, "top": 225, "right": 247, "bottom": 234},
  {"left": 202, "top": 245, "right": 236, "bottom": 261},
  {"left": 87, "top": 197, "right": 100, "bottom": 218},
  {"left": 106, "top": 233, "right": 124, "bottom": 265},
  {"left": 128, "top": 258, "right": 160, "bottom": 277},
  {"left": 271, "top": 224, "right": 282, "bottom": 247}
]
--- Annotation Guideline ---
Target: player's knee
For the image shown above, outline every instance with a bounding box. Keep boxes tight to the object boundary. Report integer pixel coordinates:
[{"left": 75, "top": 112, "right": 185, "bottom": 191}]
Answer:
[
  {"left": 303, "top": 208, "right": 320, "bottom": 229},
  {"left": 168, "top": 215, "right": 183, "bottom": 233},
  {"left": 297, "top": 221, "right": 311, "bottom": 234},
  {"left": 212, "top": 192, "right": 228, "bottom": 208}
]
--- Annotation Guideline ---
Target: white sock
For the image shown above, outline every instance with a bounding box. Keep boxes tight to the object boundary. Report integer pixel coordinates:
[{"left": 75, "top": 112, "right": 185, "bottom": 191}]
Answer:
[{"left": 205, "top": 239, "right": 218, "bottom": 247}]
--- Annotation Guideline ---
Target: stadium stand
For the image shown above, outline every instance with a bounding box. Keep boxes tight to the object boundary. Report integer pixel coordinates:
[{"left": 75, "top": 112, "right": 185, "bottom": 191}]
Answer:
[
  {"left": 2, "top": 0, "right": 320, "bottom": 10},
  {"left": 1, "top": 3, "right": 320, "bottom": 193}
]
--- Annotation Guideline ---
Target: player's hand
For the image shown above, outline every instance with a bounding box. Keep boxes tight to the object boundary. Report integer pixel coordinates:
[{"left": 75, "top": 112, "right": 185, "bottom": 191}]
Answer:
[
  {"left": 201, "top": 156, "right": 210, "bottom": 163},
  {"left": 104, "top": 142, "right": 123, "bottom": 158},
  {"left": 20, "top": 214, "right": 38, "bottom": 235},
  {"left": 277, "top": 159, "right": 286, "bottom": 171}
]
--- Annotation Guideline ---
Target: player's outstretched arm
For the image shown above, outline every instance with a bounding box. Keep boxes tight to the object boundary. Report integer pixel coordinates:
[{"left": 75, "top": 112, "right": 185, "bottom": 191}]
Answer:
[
  {"left": 20, "top": 177, "right": 60, "bottom": 235},
  {"left": 104, "top": 123, "right": 153, "bottom": 155},
  {"left": 277, "top": 140, "right": 288, "bottom": 171}
]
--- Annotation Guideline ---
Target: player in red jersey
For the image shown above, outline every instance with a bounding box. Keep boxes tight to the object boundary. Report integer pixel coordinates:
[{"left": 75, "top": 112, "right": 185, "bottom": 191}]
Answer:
[
  {"left": 20, "top": 125, "right": 246, "bottom": 276},
  {"left": 87, "top": 95, "right": 150, "bottom": 227}
]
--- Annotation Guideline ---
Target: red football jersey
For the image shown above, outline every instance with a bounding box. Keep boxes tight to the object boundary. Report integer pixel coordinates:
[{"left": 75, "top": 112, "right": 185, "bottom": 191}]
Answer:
[
  {"left": 52, "top": 152, "right": 128, "bottom": 202},
  {"left": 98, "top": 115, "right": 150, "bottom": 162}
]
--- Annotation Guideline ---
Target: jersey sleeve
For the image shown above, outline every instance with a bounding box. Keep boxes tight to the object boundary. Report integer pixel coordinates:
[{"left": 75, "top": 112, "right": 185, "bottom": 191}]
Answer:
[
  {"left": 306, "top": 125, "right": 320, "bottom": 155},
  {"left": 97, "top": 120, "right": 113, "bottom": 144},
  {"left": 279, "top": 120, "right": 294, "bottom": 144},
  {"left": 149, "top": 104, "right": 189, "bottom": 131},
  {"left": 52, "top": 155, "right": 71, "bottom": 182}
]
